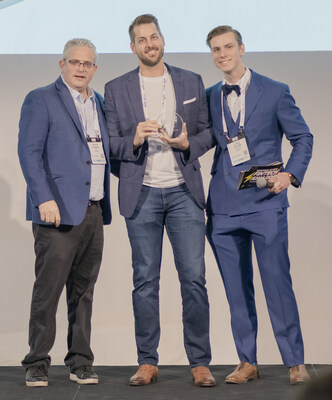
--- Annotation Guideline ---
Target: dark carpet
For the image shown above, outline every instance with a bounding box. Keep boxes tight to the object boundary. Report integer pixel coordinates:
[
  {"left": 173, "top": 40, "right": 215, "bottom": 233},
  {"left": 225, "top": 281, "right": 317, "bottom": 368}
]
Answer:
[{"left": 0, "top": 364, "right": 330, "bottom": 400}]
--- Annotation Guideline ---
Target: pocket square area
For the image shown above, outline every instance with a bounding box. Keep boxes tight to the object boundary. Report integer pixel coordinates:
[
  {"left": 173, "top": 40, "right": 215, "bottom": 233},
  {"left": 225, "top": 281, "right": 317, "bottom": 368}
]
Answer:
[{"left": 183, "top": 97, "right": 196, "bottom": 105}]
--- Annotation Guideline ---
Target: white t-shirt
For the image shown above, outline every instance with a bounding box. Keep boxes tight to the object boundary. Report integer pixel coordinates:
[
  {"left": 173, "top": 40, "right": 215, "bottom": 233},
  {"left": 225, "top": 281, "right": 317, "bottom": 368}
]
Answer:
[{"left": 140, "top": 71, "right": 185, "bottom": 188}]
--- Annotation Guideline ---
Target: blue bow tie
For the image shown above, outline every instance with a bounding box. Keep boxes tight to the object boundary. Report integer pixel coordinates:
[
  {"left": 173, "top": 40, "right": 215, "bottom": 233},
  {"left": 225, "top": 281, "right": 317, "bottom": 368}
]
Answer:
[{"left": 222, "top": 84, "right": 241, "bottom": 96}]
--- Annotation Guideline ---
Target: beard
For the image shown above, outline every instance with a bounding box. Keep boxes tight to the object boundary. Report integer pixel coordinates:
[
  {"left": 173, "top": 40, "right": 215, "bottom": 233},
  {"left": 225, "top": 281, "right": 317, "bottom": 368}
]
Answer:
[{"left": 139, "top": 46, "right": 164, "bottom": 67}]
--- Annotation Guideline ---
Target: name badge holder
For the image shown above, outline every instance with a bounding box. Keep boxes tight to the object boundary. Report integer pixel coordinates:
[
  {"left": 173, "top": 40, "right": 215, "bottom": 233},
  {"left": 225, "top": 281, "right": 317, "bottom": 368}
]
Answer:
[
  {"left": 87, "top": 131, "right": 106, "bottom": 165},
  {"left": 221, "top": 83, "right": 250, "bottom": 166},
  {"left": 79, "top": 98, "right": 106, "bottom": 165}
]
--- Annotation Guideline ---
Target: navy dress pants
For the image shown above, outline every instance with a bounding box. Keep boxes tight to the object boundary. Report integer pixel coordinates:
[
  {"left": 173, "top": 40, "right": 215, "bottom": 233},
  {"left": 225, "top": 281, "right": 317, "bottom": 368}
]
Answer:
[{"left": 207, "top": 207, "right": 304, "bottom": 367}]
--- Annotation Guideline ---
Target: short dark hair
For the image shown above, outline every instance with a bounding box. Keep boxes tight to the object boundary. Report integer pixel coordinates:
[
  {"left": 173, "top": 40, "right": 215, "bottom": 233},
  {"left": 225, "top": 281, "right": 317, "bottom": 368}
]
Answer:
[
  {"left": 206, "top": 25, "right": 243, "bottom": 48},
  {"left": 129, "top": 14, "right": 162, "bottom": 43}
]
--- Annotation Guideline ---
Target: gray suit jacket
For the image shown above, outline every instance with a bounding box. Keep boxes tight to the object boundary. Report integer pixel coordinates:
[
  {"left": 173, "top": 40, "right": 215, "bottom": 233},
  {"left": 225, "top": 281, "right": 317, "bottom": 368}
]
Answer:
[{"left": 104, "top": 64, "right": 213, "bottom": 218}]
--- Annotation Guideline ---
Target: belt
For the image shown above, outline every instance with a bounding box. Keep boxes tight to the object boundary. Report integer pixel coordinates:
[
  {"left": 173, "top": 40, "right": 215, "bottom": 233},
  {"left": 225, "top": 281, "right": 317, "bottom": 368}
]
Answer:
[{"left": 88, "top": 200, "right": 100, "bottom": 207}]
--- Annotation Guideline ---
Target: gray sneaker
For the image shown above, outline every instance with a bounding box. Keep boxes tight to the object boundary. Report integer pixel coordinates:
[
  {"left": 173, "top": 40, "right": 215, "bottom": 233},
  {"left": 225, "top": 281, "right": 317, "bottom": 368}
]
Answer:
[
  {"left": 25, "top": 365, "right": 48, "bottom": 387},
  {"left": 70, "top": 366, "right": 99, "bottom": 385}
]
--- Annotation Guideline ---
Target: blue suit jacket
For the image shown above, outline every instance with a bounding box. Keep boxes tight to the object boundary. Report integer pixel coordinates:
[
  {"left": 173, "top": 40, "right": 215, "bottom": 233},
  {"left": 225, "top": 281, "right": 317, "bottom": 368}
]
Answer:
[
  {"left": 207, "top": 70, "right": 313, "bottom": 216},
  {"left": 104, "top": 64, "right": 213, "bottom": 218},
  {"left": 18, "top": 76, "right": 112, "bottom": 226}
]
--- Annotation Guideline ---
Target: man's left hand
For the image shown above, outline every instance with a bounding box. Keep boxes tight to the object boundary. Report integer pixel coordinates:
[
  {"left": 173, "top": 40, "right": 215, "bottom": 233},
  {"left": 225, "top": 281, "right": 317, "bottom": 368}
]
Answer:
[
  {"left": 158, "top": 123, "right": 189, "bottom": 151},
  {"left": 268, "top": 172, "right": 292, "bottom": 194}
]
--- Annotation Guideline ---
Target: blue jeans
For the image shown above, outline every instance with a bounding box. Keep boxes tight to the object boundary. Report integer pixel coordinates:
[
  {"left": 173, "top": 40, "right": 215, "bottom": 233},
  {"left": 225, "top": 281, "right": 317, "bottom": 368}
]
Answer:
[{"left": 125, "top": 184, "right": 211, "bottom": 367}]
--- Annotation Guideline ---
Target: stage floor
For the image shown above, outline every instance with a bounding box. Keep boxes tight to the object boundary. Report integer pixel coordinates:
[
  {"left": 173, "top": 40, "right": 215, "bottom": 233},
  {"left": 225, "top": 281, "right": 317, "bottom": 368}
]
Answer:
[{"left": 0, "top": 364, "right": 329, "bottom": 400}]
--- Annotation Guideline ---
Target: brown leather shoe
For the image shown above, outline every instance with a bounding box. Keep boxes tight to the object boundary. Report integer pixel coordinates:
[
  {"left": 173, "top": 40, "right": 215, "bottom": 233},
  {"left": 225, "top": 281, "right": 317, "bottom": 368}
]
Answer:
[
  {"left": 225, "top": 362, "right": 259, "bottom": 384},
  {"left": 191, "top": 366, "right": 216, "bottom": 387},
  {"left": 289, "top": 364, "right": 310, "bottom": 385},
  {"left": 129, "top": 364, "right": 158, "bottom": 386}
]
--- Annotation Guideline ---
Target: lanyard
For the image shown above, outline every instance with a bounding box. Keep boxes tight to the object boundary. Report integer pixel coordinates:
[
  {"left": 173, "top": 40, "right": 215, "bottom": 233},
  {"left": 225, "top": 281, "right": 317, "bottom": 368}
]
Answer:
[
  {"left": 139, "top": 64, "right": 168, "bottom": 123},
  {"left": 76, "top": 96, "right": 101, "bottom": 139},
  {"left": 221, "top": 80, "right": 246, "bottom": 141}
]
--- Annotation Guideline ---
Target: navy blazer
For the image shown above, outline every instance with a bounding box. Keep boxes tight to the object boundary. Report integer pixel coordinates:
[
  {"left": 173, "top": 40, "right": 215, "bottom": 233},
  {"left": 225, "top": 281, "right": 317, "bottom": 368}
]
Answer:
[
  {"left": 206, "top": 70, "right": 313, "bottom": 216},
  {"left": 104, "top": 64, "right": 214, "bottom": 218},
  {"left": 18, "top": 76, "right": 111, "bottom": 226}
]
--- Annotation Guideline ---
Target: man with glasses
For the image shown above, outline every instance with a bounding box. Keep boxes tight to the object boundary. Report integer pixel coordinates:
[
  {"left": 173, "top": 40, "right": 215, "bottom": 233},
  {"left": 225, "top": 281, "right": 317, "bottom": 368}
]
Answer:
[{"left": 18, "top": 38, "right": 111, "bottom": 387}]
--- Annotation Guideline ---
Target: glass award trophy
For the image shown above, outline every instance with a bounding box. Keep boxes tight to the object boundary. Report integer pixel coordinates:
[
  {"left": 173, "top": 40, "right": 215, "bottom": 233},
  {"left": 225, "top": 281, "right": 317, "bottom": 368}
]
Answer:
[{"left": 157, "top": 112, "right": 184, "bottom": 138}]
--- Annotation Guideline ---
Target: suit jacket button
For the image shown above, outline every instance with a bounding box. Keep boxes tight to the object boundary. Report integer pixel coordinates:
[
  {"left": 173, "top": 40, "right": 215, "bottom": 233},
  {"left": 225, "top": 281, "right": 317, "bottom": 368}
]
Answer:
[
  {"left": 86, "top": 160, "right": 91, "bottom": 165},
  {"left": 85, "top": 181, "right": 90, "bottom": 186}
]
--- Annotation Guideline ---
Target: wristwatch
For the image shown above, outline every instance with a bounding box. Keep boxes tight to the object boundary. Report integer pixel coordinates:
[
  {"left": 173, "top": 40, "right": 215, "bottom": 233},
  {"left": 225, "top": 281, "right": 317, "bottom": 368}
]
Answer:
[{"left": 287, "top": 173, "right": 297, "bottom": 186}]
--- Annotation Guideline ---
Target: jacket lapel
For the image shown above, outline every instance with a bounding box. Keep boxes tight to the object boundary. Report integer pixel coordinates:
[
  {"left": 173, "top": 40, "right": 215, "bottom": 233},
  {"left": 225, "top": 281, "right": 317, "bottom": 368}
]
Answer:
[
  {"left": 211, "top": 82, "right": 239, "bottom": 146},
  {"left": 94, "top": 93, "right": 110, "bottom": 162},
  {"left": 55, "top": 76, "right": 85, "bottom": 140},
  {"left": 214, "top": 71, "right": 264, "bottom": 137},
  {"left": 167, "top": 64, "right": 183, "bottom": 117},
  {"left": 127, "top": 67, "right": 146, "bottom": 122},
  {"left": 245, "top": 70, "right": 263, "bottom": 124},
  {"left": 210, "top": 83, "right": 223, "bottom": 131}
]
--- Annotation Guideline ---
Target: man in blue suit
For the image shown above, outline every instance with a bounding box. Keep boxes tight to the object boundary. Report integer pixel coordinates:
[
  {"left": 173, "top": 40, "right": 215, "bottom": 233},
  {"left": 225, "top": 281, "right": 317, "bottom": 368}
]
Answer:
[
  {"left": 18, "top": 38, "right": 111, "bottom": 387},
  {"left": 104, "top": 14, "right": 215, "bottom": 387},
  {"left": 205, "top": 26, "right": 313, "bottom": 385}
]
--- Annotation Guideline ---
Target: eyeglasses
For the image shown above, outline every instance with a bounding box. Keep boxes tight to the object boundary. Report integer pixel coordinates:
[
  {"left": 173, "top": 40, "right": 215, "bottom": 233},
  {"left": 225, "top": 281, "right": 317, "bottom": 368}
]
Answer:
[{"left": 65, "top": 59, "right": 96, "bottom": 69}]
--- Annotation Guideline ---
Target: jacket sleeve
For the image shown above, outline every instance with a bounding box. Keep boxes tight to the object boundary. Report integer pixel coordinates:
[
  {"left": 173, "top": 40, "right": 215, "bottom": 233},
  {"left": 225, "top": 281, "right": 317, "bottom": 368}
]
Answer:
[
  {"left": 186, "top": 75, "right": 216, "bottom": 162},
  {"left": 278, "top": 85, "right": 313, "bottom": 185},
  {"left": 17, "top": 91, "right": 54, "bottom": 207}
]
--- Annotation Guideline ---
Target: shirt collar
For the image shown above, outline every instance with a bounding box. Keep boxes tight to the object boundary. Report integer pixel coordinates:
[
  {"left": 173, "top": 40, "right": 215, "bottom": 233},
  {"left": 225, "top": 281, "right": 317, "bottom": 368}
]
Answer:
[
  {"left": 224, "top": 67, "right": 252, "bottom": 92},
  {"left": 61, "top": 75, "right": 95, "bottom": 103}
]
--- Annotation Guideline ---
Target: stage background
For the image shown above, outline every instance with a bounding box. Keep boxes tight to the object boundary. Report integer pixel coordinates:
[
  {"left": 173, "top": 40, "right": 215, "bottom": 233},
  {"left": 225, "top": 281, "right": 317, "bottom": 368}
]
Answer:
[{"left": 0, "top": 49, "right": 331, "bottom": 367}]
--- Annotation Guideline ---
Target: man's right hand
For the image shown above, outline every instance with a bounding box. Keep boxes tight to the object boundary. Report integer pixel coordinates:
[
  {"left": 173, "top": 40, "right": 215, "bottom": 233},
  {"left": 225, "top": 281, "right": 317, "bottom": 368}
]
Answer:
[
  {"left": 39, "top": 200, "right": 61, "bottom": 227},
  {"left": 133, "top": 120, "right": 160, "bottom": 150}
]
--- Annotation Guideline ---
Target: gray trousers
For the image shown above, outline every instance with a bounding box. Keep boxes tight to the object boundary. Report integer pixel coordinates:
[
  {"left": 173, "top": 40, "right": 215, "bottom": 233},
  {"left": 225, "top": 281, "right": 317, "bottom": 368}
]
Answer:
[{"left": 22, "top": 203, "right": 104, "bottom": 372}]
